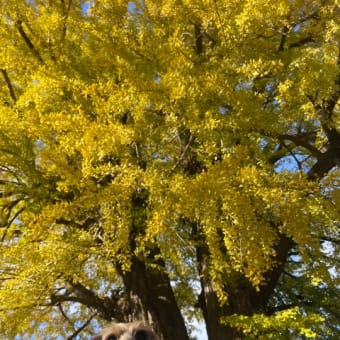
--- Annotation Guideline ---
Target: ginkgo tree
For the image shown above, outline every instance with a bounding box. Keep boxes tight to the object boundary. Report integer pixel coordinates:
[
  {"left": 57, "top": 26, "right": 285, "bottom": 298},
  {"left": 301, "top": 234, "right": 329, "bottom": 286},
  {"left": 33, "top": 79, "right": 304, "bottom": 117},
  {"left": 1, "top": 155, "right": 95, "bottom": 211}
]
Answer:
[{"left": 0, "top": 0, "right": 339, "bottom": 339}]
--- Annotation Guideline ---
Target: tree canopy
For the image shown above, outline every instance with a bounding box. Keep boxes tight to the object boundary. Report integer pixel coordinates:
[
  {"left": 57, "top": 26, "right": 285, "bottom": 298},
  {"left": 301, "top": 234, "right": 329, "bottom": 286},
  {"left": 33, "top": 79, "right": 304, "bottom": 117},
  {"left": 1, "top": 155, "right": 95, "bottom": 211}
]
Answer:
[{"left": 0, "top": 0, "right": 339, "bottom": 339}]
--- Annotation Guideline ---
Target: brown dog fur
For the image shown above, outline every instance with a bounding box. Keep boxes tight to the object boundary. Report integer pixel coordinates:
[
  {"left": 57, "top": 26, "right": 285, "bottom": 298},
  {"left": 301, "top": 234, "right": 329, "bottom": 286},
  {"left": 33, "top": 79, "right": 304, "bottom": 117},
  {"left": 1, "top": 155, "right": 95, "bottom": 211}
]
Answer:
[{"left": 92, "top": 321, "right": 159, "bottom": 340}]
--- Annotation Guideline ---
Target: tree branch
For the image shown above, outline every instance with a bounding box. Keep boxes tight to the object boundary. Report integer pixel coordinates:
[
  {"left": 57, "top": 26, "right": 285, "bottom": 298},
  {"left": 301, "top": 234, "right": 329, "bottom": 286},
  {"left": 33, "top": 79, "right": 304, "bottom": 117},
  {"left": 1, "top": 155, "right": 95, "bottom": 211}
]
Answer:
[
  {"left": 0, "top": 69, "right": 17, "bottom": 102},
  {"left": 278, "top": 27, "right": 289, "bottom": 52},
  {"left": 282, "top": 142, "right": 303, "bottom": 170},
  {"left": 288, "top": 35, "right": 314, "bottom": 49},
  {"left": 320, "top": 236, "right": 340, "bottom": 245},
  {"left": 15, "top": 20, "right": 43, "bottom": 63},
  {"left": 279, "top": 133, "right": 322, "bottom": 158},
  {"left": 170, "top": 133, "right": 194, "bottom": 174},
  {"left": 51, "top": 282, "right": 121, "bottom": 321},
  {"left": 60, "top": 0, "right": 73, "bottom": 40},
  {"left": 194, "top": 22, "right": 203, "bottom": 55},
  {"left": 66, "top": 313, "right": 97, "bottom": 340}
]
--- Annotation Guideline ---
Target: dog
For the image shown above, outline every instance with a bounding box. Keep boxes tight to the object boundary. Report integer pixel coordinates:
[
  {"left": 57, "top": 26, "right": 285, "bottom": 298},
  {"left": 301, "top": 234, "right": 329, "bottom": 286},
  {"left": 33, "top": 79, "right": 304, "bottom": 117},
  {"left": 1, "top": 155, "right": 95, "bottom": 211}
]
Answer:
[{"left": 91, "top": 321, "right": 159, "bottom": 340}]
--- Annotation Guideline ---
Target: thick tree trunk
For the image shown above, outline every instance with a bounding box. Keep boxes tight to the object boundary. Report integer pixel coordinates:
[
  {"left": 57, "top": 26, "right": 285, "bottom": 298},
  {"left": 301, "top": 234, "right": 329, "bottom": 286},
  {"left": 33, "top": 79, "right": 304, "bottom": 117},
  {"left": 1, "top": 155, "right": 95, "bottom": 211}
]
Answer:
[
  {"left": 198, "top": 280, "right": 244, "bottom": 340},
  {"left": 120, "top": 188, "right": 190, "bottom": 340},
  {"left": 122, "top": 257, "right": 190, "bottom": 340},
  {"left": 196, "top": 224, "right": 293, "bottom": 339}
]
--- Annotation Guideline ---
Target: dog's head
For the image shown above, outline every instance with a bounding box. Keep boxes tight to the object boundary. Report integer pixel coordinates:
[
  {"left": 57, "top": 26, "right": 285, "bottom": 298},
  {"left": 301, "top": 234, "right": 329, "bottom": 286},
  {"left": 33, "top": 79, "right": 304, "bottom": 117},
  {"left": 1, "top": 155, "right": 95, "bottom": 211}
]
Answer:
[{"left": 92, "top": 321, "right": 159, "bottom": 340}]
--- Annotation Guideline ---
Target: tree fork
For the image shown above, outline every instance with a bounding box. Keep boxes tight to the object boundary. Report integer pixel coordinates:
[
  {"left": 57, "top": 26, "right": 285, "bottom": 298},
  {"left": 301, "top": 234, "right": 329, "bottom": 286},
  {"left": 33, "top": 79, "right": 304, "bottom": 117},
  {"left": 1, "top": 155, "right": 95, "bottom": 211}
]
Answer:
[{"left": 193, "top": 220, "right": 294, "bottom": 339}]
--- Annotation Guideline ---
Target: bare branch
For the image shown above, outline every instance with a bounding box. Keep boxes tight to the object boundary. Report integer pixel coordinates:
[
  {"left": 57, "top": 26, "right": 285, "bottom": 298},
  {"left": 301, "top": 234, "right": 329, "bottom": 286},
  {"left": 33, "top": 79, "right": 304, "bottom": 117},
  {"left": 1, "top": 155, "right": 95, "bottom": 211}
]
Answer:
[
  {"left": 66, "top": 313, "right": 97, "bottom": 340},
  {"left": 58, "top": 302, "right": 72, "bottom": 323},
  {"left": 320, "top": 236, "right": 340, "bottom": 245},
  {"left": 170, "top": 133, "right": 194, "bottom": 174},
  {"left": 288, "top": 35, "right": 314, "bottom": 49},
  {"left": 51, "top": 282, "right": 117, "bottom": 321},
  {"left": 1, "top": 207, "right": 25, "bottom": 242},
  {"left": 278, "top": 27, "right": 289, "bottom": 52},
  {"left": 283, "top": 270, "right": 299, "bottom": 280},
  {"left": 282, "top": 142, "right": 303, "bottom": 170},
  {"left": 279, "top": 133, "right": 322, "bottom": 158},
  {"left": 194, "top": 22, "right": 203, "bottom": 55}
]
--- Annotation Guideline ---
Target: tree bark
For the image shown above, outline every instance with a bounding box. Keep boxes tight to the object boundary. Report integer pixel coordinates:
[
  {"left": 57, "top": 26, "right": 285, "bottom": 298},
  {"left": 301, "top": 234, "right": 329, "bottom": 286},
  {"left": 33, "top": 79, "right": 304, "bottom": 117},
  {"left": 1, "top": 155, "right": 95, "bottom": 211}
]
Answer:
[
  {"left": 122, "top": 257, "right": 190, "bottom": 340},
  {"left": 195, "top": 219, "right": 293, "bottom": 339}
]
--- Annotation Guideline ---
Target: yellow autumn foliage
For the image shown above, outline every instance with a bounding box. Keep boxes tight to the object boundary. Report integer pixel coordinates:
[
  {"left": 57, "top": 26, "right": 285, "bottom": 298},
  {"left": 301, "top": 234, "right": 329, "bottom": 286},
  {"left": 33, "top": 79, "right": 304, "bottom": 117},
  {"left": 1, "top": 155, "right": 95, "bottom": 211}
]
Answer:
[{"left": 0, "top": 0, "right": 339, "bottom": 338}]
